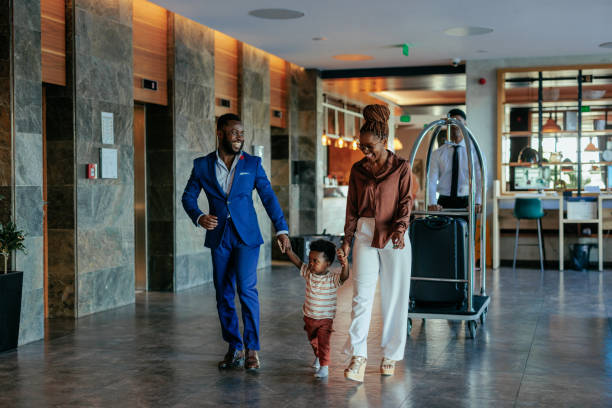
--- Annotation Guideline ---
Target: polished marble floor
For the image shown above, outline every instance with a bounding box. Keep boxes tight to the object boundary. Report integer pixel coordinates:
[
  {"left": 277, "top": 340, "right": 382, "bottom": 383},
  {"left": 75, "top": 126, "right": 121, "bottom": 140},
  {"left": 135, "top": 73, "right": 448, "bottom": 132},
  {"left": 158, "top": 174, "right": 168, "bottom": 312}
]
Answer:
[{"left": 2, "top": 264, "right": 612, "bottom": 407}]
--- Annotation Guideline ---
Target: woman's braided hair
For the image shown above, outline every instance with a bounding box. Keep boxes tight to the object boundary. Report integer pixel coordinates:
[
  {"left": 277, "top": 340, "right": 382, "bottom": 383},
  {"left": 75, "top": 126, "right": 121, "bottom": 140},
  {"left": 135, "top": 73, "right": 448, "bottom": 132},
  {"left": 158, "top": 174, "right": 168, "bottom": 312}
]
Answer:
[{"left": 360, "top": 104, "right": 390, "bottom": 140}]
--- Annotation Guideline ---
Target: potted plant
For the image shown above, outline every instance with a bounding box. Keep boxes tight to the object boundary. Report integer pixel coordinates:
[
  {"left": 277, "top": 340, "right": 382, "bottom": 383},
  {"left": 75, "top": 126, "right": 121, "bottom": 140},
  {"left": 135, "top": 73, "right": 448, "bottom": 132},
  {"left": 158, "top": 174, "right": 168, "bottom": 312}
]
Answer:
[{"left": 0, "top": 200, "right": 27, "bottom": 353}]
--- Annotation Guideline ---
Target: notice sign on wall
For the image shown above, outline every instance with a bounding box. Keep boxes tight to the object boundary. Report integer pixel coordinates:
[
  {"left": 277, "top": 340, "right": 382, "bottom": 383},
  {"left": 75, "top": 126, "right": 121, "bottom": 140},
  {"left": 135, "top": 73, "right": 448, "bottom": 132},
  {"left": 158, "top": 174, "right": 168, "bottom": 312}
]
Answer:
[
  {"left": 100, "top": 148, "right": 118, "bottom": 179},
  {"left": 101, "top": 112, "right": 114, "bottom": 144}
]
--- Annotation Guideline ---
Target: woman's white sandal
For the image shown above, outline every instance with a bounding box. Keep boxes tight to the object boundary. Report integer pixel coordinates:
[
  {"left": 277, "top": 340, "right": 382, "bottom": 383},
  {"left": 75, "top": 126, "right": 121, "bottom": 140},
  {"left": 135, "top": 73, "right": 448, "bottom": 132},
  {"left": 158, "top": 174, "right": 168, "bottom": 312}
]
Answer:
[
  {"left": 380, "top": 357, "right": 396, "bottom": 376},
  {"left": 344, "top": 356, "right": 367, "bottom": 382}
]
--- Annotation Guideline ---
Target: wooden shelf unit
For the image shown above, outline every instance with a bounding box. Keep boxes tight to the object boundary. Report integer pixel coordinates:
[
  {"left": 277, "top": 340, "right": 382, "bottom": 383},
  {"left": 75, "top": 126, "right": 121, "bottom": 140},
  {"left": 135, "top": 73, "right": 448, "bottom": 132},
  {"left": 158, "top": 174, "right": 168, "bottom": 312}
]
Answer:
[{"left": 497, "top": 64, "right": 612, "bottom": 195}]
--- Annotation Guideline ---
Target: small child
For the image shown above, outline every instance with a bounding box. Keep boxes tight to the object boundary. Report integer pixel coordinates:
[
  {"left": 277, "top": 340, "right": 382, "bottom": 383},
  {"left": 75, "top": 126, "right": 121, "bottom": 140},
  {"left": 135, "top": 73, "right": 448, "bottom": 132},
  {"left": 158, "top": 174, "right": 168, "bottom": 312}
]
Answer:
[{"left": 284, "top": 239, "right": 350, "bottom": 378}]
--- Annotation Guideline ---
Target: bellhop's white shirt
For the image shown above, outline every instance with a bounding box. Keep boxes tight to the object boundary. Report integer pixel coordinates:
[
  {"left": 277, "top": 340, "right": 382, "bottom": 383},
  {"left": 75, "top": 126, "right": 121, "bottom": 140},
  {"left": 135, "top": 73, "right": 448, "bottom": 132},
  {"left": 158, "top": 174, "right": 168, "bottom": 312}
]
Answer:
[{"left": 428, "top": 139, "right": 483, "bottom": 205}]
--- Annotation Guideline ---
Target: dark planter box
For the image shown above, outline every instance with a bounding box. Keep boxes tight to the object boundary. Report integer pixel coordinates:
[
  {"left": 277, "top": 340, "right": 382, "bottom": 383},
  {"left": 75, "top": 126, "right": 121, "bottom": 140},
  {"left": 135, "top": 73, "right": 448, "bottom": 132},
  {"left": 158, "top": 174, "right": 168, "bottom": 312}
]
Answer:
[{"left": 0, "top": 271, "right": 23, "bottom": 353}]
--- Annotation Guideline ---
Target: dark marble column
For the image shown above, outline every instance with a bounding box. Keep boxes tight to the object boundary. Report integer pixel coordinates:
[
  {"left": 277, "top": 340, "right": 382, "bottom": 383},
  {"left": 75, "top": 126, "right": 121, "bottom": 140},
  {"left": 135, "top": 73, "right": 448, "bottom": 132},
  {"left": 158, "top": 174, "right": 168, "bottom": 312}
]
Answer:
[
  {"left": 171, "top": 14, "right": 215, "bottom": 291},
  {"left": 239, "top": 43, "right": 273, "bottom": 269},
  {"left": 73, "top": 0, "right": 135, "bottom": 317},
  {"left": 290, "top": 68, "right": 324, "bottom": 235},
  {"left": 45, "top": 0, "right": 76, "bottom": 318},
  {"left": 3, "top": 0, "right": 45, "bottom": 345},
  {"left": 146, "top": 103, "right": 174, "bottom": 291},
  {"left": 45, "top": 81, "right": 76, "bottom": 317},
  {"left": 0, "top": 1, "right": 12, "bottom": 225}
]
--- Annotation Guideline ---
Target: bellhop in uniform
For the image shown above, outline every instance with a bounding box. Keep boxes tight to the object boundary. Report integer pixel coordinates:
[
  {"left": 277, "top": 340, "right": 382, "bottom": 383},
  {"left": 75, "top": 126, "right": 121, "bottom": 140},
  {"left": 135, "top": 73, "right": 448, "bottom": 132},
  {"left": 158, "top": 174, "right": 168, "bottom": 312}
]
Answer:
[
  {"left": 428, "top": 109, "right": 483, "bottom": 212},
  {"left": 182, "top": 113, "right": 290, "bottom": 371}
]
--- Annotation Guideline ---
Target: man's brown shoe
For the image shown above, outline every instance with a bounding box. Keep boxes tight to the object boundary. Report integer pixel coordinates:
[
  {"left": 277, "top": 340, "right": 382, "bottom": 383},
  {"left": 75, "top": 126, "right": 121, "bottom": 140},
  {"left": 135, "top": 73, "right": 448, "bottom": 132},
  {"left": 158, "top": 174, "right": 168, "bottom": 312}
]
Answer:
[
  {"left": 245, "top": 349, "right": 260, "bottom": 371},
  {"left": 218, "top": 347, "right": 244, "bottom": 369}
]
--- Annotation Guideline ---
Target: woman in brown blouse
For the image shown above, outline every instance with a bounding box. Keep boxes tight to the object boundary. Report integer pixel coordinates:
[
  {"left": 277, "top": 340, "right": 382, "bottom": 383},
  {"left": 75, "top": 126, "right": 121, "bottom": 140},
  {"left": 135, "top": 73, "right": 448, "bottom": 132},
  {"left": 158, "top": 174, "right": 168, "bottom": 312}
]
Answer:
[{"left": 337, "top": 104, "right": 413, "bottom": 383}]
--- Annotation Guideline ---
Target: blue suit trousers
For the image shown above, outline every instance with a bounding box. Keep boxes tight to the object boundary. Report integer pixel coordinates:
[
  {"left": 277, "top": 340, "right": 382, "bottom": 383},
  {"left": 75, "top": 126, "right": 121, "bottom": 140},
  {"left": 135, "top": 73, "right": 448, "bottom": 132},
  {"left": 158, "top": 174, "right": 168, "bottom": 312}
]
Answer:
[{"left": 212, "top": 219, "right": 261, "bottom": 351}]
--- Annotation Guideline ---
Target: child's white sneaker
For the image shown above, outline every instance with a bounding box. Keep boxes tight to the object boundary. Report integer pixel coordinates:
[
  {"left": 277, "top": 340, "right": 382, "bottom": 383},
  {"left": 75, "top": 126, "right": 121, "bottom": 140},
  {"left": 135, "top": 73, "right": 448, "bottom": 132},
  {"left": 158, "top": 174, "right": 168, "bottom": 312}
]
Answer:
[
  {"left": 314, "top": 366, "right": 328, "bottom": 378},
  {"left": 312, "top": 357, "right": 320, "bottom": 370}
]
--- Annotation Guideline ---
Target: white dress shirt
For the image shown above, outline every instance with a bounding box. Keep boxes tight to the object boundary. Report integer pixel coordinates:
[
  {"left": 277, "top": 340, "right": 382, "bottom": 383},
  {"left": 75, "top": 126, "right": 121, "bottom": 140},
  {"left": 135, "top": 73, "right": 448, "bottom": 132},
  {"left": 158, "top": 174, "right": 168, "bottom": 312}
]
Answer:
[
  {"left": 428, "top": 139, "right": 483, "bottom": 205},
  {"left": 197, "top": 151, "right": 288, "bottom": 236},
  {"left": 215, "top": 150, "right": 240, "bottom": 195}
]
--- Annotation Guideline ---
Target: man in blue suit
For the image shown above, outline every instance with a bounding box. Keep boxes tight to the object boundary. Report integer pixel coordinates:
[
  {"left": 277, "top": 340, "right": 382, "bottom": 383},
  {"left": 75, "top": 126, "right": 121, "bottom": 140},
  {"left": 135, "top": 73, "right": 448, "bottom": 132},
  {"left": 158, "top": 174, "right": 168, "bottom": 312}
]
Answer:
[{"left": 182, "top": 113, "right": 291, "bottom": 371}]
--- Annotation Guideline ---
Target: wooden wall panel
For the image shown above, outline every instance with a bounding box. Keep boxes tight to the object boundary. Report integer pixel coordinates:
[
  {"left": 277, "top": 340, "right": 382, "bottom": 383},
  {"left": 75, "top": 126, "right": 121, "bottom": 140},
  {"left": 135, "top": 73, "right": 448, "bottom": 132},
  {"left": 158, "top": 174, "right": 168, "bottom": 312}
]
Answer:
[
  {"left": 41, "top": 0, "right": 66, "bottom": 86},
  {"left": 133, "top": 0, "right": 168, "bottom": 106},
  {"left": 269, "top": 54, "right": 287, "bottom": 128},
  {"left": 328, "top": 145, "right": 363, "bottom": 185},
  {"left": 214, "top": 31, "right": 239, "bottom": 117}
]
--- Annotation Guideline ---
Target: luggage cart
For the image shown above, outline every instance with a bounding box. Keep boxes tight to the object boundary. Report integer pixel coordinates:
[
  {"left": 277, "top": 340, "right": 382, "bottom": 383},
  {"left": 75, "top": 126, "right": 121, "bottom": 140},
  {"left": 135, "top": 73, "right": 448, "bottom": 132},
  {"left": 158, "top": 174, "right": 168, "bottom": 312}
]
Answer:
[{"left": 407, "top": 117, "right": 490, "bottom": 339}]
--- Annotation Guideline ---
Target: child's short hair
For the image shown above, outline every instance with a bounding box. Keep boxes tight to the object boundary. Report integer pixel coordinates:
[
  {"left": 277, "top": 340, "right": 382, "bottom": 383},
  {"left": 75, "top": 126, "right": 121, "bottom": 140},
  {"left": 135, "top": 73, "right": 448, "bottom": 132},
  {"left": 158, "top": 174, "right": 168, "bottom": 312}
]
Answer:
[{"left": 309, "top": 239, "right": 336, "bottom": 264}]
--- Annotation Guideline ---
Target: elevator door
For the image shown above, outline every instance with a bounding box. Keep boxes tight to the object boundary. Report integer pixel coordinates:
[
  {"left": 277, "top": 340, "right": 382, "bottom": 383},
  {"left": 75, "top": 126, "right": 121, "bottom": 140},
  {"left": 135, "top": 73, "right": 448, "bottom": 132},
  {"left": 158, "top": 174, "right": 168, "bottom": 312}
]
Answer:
[{"left": 134, "top": 105, "right": 147, "bottom": 291}]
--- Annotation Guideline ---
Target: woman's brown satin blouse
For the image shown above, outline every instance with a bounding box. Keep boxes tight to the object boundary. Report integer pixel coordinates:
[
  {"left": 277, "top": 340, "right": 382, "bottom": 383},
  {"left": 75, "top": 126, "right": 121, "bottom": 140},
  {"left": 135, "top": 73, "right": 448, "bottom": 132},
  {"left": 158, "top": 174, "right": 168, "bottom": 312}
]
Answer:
[{"left": 344, "top": 151, "right": 414, "bottom": 249}]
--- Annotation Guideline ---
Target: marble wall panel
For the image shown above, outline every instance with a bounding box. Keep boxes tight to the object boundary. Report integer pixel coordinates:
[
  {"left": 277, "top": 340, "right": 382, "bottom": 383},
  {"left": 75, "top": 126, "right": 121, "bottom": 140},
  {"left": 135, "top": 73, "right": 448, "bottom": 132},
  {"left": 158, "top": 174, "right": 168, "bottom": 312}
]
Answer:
[
  {"left": 239, "top": 44, "right": 275, "bottom": 270},
  {"left": 18, "top": 288, "right": 44, "bottom": 345},
  {"left": 171, "top": 13, "right": 215, "bottom": 291},
  {"left": 15, "top": 186, "right": 43, "bottom": 237},
  {"left": 174, "top": 81, "right": 214, "bottom": 123},
  {"left": 74, "top": 0, "right": 134, "bottom": 316},
  {"left": 46, "top": 140, "right": 74, "bottom": 187},
  {"left": 45, "top": 79, "right": 76, "bottom": 319},
  {"left": 13, "top": 25, "right": 41, "bottom": 82},
  {"left": 15, "top": 132, "right": 43, "bottom": 187},
  {"left": 13, "top": 0, "right": 40, "bottom": 30},
  {"left": 1, "top": 0, "right": 44, "bottom": 345},
  {"left": 147, "top": 185, "right": 173, "bottom": 222},
  {"left": 271, "top": 159, "right": 289, "bottom": 186},
  {"left": 47, "top": 229, "right": 75, "bottom": 317},
  {"left": 290, "top": 69, "right": 323, "bottom": 235},
  {"left": 0, "top": 4, "right": 9, "bottom": 201},
  {"left": 174, "top": 251, "right": 212, "bottom": 292},
  {"left": 145, "top": 104, "right": 174, "bottom": 291},
  {"left": 77, "top": 266, "right": 135, "bottom": 316},
  {"left": 148, "top": 254, "right": 173, "bottom": 291},
  {"left": 14, "top": 78, "right": 42, "bottom": 133},
  {"left": 76, "top": 227, "right": 130, "bottom": 275},
  {"left": 75, "top": 57, "right": 132, "bottom": 106}
]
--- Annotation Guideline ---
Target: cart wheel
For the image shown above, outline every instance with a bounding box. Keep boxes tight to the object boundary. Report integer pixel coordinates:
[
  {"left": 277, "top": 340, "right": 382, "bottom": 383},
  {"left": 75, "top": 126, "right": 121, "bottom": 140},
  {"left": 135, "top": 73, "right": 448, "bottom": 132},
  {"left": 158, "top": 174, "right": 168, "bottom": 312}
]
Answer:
[
  {"left": 467, "top": 321, "right": 477, "bottom": 339},
  {"left": 480, "top": 309, "right": 487, "bottom": 325}
]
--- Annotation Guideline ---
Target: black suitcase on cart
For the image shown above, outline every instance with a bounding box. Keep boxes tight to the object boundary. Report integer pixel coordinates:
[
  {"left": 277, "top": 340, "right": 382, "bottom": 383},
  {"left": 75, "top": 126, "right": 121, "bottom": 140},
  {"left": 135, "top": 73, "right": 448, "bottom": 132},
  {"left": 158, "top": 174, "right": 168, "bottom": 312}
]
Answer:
[{"left": 409, "top": 216, "right": 468, "bottom": 310}]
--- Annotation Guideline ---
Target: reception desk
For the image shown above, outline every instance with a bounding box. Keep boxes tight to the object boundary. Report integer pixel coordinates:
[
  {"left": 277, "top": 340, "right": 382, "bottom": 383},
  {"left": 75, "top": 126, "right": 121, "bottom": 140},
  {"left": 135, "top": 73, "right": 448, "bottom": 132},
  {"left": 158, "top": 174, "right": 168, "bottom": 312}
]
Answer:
[{"left": 492, "top": 182, "right": 612, "bottom": 271}]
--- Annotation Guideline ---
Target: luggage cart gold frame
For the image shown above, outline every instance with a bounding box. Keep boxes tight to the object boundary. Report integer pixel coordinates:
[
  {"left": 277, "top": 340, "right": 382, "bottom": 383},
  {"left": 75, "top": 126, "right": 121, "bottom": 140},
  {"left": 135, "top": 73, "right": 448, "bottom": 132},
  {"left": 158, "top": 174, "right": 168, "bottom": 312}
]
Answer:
[{"left": 407, "top": 117, "right": 490, "bottom": 339}]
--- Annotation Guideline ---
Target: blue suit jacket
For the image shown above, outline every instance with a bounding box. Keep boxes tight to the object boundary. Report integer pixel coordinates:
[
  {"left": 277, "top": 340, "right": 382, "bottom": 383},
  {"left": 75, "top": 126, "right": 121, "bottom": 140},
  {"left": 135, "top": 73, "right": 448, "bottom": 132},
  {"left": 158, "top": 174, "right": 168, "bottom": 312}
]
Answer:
[{"left": 181, "top": 151, "right": 289, "bottom": 249}]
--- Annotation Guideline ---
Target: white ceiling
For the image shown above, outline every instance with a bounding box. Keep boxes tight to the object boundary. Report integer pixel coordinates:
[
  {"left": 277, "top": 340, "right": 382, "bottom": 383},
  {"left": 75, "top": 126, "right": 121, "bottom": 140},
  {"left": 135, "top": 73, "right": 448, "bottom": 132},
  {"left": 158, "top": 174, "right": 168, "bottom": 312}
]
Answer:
[{"left": 151, "top": 0, "right": 612, "bottom": 70}]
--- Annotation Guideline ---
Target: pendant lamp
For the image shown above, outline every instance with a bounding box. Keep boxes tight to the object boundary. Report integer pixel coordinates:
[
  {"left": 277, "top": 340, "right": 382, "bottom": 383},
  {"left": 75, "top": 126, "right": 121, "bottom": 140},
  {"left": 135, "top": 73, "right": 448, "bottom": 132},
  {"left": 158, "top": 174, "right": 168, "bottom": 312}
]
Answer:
[
  {"left": 542, "top": 111, "right": 561, "bottom": 133},
  {"left": 393, "top": 138, "right": 403, "bottom": 151},
  {"left": 585, "top": 137, "right": 599, "bottom": 152}
]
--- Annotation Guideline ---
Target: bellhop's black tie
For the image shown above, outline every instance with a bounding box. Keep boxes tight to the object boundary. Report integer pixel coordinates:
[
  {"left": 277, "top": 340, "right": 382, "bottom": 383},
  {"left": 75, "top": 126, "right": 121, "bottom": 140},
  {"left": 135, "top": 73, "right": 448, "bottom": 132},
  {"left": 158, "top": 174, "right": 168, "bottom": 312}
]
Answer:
[{"left": 451, "top": 145, "right": 459, "bottom": 198}]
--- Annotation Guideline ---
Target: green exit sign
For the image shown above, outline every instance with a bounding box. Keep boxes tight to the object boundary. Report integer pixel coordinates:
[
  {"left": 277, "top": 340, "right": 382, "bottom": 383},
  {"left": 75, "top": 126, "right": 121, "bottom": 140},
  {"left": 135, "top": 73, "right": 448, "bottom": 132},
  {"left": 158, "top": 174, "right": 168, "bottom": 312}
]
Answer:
[
  {"left": 400, "top": 115, "right": 411, "bottom": 123},
  {"left": 581, "top": 106, "right": 591, "bottom": 112}
]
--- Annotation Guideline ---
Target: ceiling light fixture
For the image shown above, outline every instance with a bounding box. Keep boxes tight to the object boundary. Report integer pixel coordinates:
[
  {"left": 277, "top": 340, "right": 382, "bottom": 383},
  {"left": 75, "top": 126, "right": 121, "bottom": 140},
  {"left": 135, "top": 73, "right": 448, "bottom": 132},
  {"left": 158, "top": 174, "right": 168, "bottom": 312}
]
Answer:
[
  {"left": 248, "top": 9, "right": 304, "bottom": 20},
  {"left": 444, "top": 26, "right": 494, "bottom": 37},
  {"left": 333, "top": 54, "right": 374, "bottom": 61},
  {"left": 599, "top": 42, "right": 612, "bottom": 48}
]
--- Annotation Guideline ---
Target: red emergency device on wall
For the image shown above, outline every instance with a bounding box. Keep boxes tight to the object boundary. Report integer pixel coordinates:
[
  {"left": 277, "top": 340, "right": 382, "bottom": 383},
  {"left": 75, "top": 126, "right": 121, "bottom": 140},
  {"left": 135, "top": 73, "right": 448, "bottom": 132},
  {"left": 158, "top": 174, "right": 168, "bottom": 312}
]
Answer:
[{"left": 86, "top": 163, "right": 97, "bottom": 179}]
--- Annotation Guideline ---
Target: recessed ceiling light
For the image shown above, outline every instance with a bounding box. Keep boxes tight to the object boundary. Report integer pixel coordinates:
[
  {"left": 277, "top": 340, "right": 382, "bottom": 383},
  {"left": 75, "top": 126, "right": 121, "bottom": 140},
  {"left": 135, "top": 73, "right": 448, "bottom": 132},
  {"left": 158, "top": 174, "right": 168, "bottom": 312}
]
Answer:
[
  {"left": 333, "top": 54, "right": 374, "bottom": 61},
  {"left": 444, "top": 26, "right": 494, "bottom": 37},
  {"left": 599, "top": 42, "right": 612, "bottom": 48},
  {"left": 312, "top": 36, "right": 327, "bottom": 41},
  {"left": 248, "top": 9, "right": 304, "bottom": 19}
]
